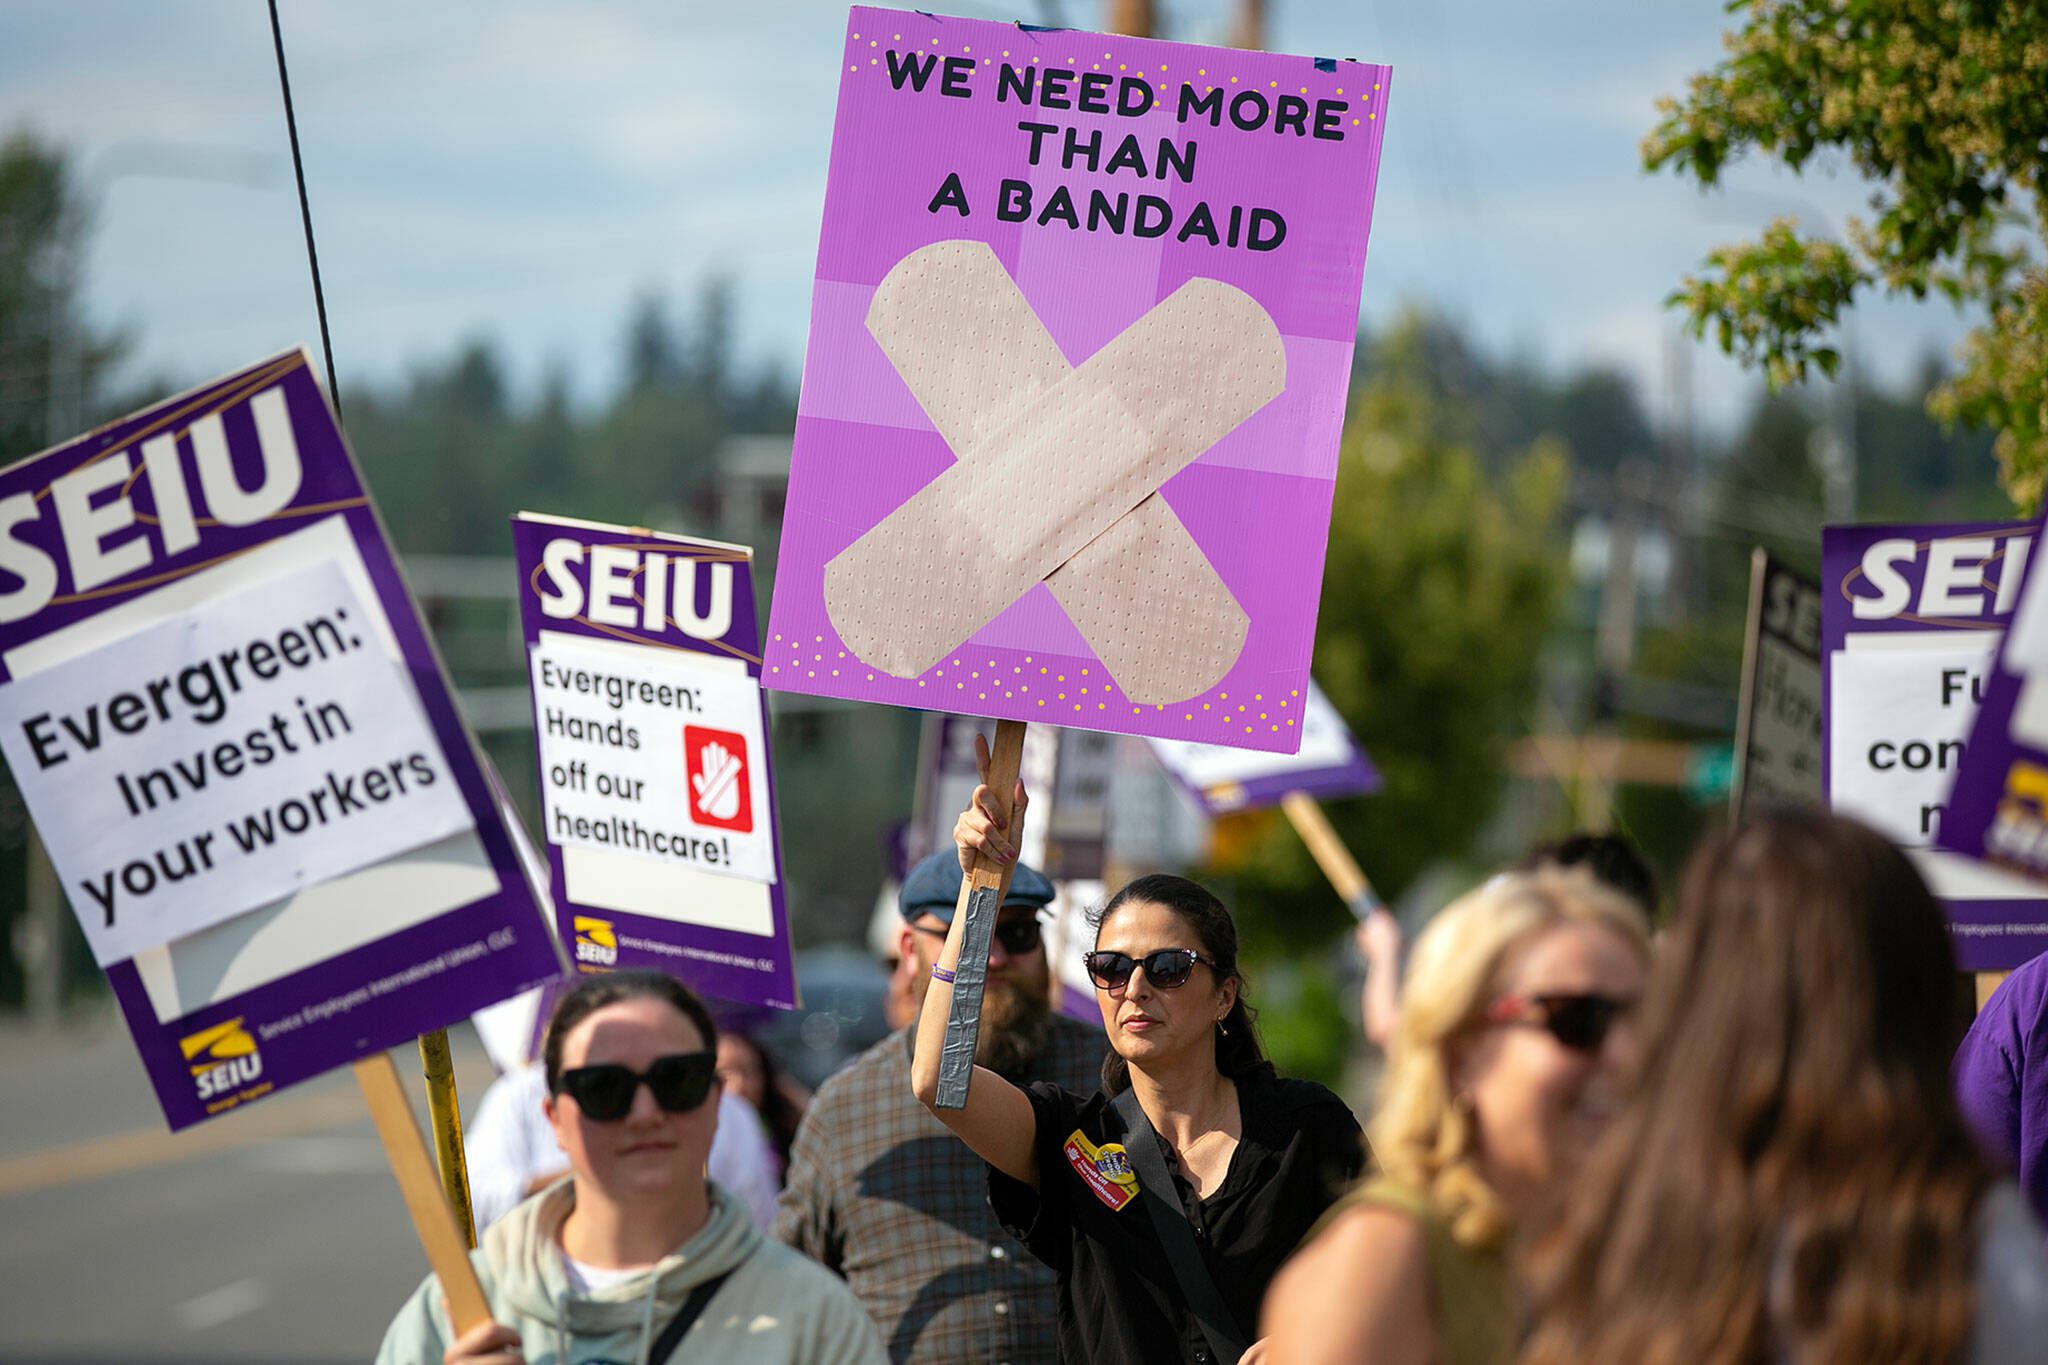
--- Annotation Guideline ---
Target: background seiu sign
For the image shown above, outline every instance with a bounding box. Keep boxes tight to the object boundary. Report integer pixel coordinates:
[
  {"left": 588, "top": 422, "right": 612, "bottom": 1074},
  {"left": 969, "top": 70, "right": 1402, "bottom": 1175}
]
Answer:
[
  {"left": 1841, "top": 528, "right": 2032, "bottom": 625},
  {"left": 532, "top": 539, "right": 736, "bottom": 646}
]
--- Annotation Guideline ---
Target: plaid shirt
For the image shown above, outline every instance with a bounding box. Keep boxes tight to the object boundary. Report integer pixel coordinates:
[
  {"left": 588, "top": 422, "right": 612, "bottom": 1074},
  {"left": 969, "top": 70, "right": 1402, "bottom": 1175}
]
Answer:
[{"left": 775, "top": 1017, "right": 1107, "bottom": 1364}]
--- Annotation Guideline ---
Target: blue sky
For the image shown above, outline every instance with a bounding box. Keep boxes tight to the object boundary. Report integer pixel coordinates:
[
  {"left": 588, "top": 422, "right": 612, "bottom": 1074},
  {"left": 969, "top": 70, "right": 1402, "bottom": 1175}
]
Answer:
[{"left": 1, "top": 1, "right": 1978, "bottom": 440}]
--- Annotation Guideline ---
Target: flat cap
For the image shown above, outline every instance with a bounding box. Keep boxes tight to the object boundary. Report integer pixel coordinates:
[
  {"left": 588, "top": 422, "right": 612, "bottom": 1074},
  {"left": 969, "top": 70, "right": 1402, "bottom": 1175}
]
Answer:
[{"left": 899, "top": 849, "right": 1055, "bottom": 924}]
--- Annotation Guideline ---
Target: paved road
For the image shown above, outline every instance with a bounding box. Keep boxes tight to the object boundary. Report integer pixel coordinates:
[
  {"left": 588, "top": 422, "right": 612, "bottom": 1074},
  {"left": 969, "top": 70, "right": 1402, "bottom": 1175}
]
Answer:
[{"left": 0, "top": 1005, "right": 500, "bottom": 1363}]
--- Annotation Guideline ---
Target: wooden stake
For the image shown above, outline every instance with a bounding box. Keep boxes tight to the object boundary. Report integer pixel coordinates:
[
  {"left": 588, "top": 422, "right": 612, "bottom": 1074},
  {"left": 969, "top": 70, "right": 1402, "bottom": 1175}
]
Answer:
[
  {"left": 355, "top": 1052, "right": 492, "bottom": 1334},
  {"left": 1108, "top": 0, "right": 1156, "bottom": 37},
  {"left": 934, "top": 718, "right": 1027, "bottom": 1109},
  {"left": 1280, "top": 791, "right": 1383, "bottom": 918},
  {"left": 1977, "top": 971, "right": 2011, "bottom": 1013},
  {"left": 417, "top": 1028, "right": 478, "bottom": 1248}
]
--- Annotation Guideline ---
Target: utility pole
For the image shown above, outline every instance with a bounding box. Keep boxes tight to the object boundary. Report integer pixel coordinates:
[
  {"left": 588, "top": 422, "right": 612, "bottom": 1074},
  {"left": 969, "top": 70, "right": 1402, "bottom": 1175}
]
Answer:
[
  {"left": 1660, "top": 322, "right": 1701, "bottom": 618},
  {"left": 1819, "top": 316, "right": 1858, "bottom": 524},
  {"left": 1107, "top": 0, "right": 1154, "bottom": 35},
  {"left": 1230, "top": 0, "right": 1266, "bottom": 49},
  {"left": 1586, "top": 461, "right": 1646, "bottom": 829}
]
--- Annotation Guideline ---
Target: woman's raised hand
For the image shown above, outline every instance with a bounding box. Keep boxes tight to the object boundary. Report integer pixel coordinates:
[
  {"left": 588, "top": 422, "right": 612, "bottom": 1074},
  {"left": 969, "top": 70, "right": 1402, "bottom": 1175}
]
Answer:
[{"left": 953, "top": 732, "right": 1029, "bottom": 874}]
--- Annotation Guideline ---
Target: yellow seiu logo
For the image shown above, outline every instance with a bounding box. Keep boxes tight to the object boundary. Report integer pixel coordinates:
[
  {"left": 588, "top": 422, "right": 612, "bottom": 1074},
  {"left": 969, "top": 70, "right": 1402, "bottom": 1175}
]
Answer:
[
  {"left": 180, "top": 1018, "right": 264, "bottom": 1102},
  {"left": 1989, "top": 760, "right": 2048, "bottom": 869},
  {"left": 573, "top": 916, "right": 619, "bottom": 967},
  {"left": 2000, "top": 761, "right": 2048, "bottom": 822}
]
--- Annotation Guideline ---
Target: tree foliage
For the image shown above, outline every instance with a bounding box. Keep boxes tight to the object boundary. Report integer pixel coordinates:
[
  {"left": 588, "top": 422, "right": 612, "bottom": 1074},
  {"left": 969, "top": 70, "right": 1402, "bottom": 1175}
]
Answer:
[
  {"left": 1646, "top": 0, "right": 2048, "bottom": 505},
  {"left": 1354, "top": 316, "right": 1656, "bottom": 476},
  {"left": 0, "top": 129, "right": 131, "bottom": 1009},
  {"left": 344, "top": 276, "right": 792, "bottom": 558},
  {"left": 1215, "top": 316, "right": 1566, "bottom": 1083},
  {"left": 0, "top": 129, "right": 125, "bottom": 465},
  {"left": 1224, "top": 316, "right": 1568, "bottom": 949}
]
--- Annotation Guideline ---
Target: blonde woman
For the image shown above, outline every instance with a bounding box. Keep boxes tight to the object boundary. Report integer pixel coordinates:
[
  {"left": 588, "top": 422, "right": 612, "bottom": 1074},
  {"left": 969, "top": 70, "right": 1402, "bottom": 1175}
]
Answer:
[{"left": 1260, "top": 869, "right": 1650, "bottom": 1365}]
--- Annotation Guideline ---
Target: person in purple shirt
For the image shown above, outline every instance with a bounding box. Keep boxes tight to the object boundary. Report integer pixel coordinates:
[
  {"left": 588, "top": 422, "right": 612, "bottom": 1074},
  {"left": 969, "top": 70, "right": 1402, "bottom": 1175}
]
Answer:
[{"left": 1954, "top": 948, "right": 2048, "bottom": 1228}]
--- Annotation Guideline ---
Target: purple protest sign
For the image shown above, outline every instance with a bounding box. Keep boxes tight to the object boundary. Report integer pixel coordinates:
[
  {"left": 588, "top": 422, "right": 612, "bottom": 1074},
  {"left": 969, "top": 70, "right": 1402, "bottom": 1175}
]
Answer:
[
  {"left": 512, "top": 513, "right": 797, "bottom": 1011},
  {"left": 0, "top": 351, "right": 561, "bottom": 1129},
  {"left": 1146, "top": 679, "right": 1377, "bottom": 815},
  {"left": 764, "top": 8, "right": 1391, "bottom": 754},
  {"left": 1934, "top": 504, "right": 2048, "bottom": 944},
  {"left": 1822, "top": 521, "right": 2048, "bottom": 969}
]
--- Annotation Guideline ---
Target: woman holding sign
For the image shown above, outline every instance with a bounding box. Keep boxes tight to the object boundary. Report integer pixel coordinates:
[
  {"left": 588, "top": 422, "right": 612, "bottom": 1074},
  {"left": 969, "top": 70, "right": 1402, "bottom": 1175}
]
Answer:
[
  {"left": 914, "top": 738, "right": 1364, "bottom": 1364},
  {"left": 379, "top": 970, "right": 883, "bottom": 1365}
]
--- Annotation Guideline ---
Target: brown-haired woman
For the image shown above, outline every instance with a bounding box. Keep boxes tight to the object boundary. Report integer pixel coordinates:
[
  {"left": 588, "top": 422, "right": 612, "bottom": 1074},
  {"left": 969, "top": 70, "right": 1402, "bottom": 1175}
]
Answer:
[
  {"left": 1521, "top": 810, "right": 2048, "bottom": 1364},
  {"left": 914, "top": 739, "right": 1364, "bottom": 1363}
]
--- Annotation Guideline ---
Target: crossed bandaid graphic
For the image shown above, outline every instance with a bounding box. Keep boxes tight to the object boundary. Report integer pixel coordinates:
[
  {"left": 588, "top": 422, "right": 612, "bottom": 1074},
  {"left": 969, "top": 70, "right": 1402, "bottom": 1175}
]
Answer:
[{"left": 824, "top": 240, "right": 1286, "bottom": 705}]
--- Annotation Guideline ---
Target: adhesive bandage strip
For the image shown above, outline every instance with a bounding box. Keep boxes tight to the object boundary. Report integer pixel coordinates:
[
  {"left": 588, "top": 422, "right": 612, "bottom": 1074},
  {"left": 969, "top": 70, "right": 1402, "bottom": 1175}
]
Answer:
[
  {"left": 828, "top": 247, "right": 1284, "bottom": 693},
  {"left": 863, "top": 242, "right": 1251, "bottom": 703}
]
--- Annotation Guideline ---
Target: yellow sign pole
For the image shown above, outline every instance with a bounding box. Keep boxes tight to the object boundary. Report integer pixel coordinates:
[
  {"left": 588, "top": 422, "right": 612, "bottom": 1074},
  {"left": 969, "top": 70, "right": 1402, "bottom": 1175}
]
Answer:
[{"left": 417, "top": 1027, "right": 478, "bottom": 1248}]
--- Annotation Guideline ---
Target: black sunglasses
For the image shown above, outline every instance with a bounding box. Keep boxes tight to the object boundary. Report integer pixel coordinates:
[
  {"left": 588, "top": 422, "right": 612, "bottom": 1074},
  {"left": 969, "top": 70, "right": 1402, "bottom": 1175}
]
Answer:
[
  {"left": 1083, "top": 948, "right": 1213, "bottom": 991},
  {"left": 1482, "top": 993, "right": 1635, "bottom": 1051},
  {"left": 914, "top": 916, "right": 1044, "bottom": 955},
  {"left": 554, "top": 1051, "right": 717, "bottom": 1121}
]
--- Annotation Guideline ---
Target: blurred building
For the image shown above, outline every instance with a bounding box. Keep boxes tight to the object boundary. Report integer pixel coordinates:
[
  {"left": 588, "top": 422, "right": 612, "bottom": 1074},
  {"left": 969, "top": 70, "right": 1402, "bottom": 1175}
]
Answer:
[{"left": 695, "top": 434, "right": 791, "bottom": 576}]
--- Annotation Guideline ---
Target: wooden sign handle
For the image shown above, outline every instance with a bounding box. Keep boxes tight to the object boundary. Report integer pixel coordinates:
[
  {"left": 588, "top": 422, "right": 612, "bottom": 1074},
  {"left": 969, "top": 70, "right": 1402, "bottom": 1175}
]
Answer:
[
  {"left": 1280, "top": 791, "right": 1384, "bottom": 919},
  {"left": 934, "top": 717, "right": 1027, "bottom": 1109},
  {"left": 354, "top": 1052, "right": 493, "bottom": 1334}
]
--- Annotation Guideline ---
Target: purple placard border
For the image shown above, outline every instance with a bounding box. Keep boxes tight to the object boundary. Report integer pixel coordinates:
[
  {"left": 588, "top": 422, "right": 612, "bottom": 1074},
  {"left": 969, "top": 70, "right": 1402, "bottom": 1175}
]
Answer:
[
  {"left": 0, "top": 351, "right": 561, "bottom": 1129},
  {"left": 1180, "top": 751, "right": 1380, "bottom": 817},
  {"left": 1931, "top": 506, "right": 2048, "bottom": 967},
  {"left": 510, "top": 514, "right": 798, "bottom": 1011}
]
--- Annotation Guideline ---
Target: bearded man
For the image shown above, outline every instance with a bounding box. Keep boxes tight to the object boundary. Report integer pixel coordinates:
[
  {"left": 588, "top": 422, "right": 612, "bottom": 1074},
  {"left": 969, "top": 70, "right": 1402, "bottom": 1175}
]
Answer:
[{"left": 775, "top": 851, "right": 1105, "bottom": 1363}]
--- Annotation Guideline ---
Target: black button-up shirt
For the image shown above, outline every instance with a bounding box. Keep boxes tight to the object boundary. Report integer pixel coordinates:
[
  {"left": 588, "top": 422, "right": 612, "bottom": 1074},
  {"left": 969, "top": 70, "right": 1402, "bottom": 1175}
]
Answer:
[{"left": 988, "top": 1064, "right": 1364, "bottom": 1364}]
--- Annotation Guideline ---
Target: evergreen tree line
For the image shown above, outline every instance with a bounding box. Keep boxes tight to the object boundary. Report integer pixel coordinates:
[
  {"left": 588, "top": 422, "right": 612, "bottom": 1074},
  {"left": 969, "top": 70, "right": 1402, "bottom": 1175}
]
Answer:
[{"left": 344, "top": 282, "right": 799, "bottom": 559}]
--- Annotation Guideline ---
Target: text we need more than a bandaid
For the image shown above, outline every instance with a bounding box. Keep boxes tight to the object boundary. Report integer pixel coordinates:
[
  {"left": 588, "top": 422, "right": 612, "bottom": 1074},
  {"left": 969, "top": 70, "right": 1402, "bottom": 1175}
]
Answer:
[{"left": 887, "top": 46, "right": 1360, "bottom": 251}]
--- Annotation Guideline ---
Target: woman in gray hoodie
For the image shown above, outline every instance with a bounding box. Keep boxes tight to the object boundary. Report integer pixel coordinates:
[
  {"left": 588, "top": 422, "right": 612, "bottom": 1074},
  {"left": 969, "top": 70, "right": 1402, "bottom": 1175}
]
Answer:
[{"left": 377, "top": 970, "right": 884, "bottom": 1365}]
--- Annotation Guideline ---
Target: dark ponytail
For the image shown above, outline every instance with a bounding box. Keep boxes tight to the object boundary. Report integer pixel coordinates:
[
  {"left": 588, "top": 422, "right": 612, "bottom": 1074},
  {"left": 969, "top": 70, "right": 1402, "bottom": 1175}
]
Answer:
[{"left": 1089, "top": 874, "right": 1264, "bottom": 1095}]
